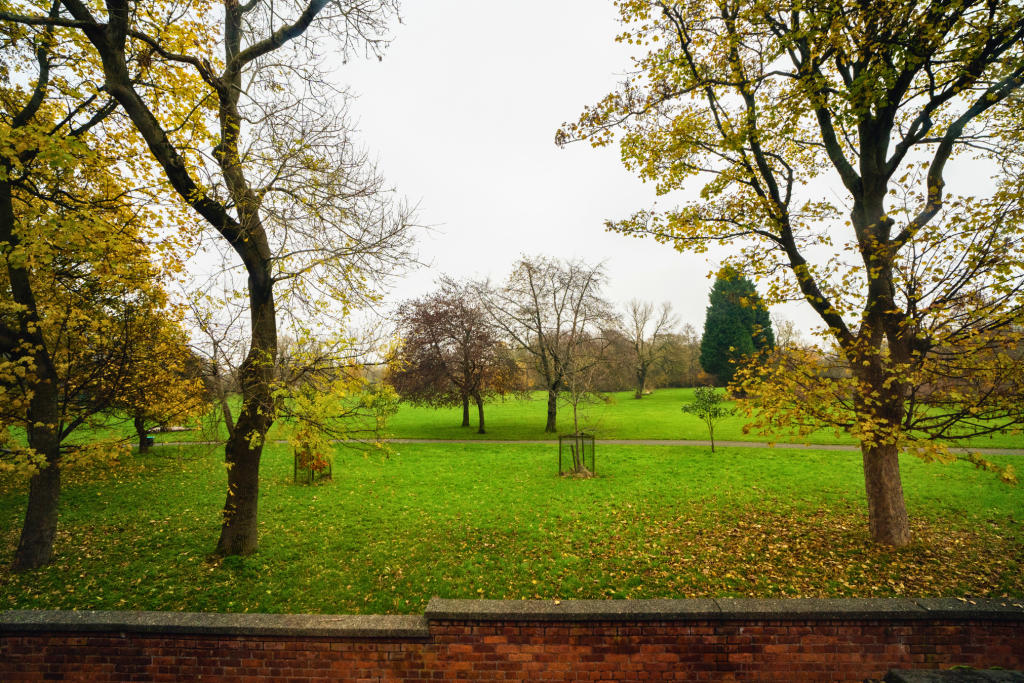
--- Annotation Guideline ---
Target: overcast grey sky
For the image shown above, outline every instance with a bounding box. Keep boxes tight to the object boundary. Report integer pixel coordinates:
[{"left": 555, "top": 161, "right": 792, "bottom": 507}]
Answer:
[{"left": 333, "top": 0, "right": 817, "bottom": 333}]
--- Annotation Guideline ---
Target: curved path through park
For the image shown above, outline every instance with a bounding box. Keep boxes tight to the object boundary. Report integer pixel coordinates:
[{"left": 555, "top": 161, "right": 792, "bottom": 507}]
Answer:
[{"left": 383, "top": 438, "right": 1024, "bottom": 456}]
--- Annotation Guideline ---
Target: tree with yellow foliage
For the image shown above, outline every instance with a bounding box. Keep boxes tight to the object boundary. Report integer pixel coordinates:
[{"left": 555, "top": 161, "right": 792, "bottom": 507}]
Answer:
[
  {"left": 277, "top": 343, "right": 401, "bottom": 479},
  {"left": 0, "top": 11, "right": 206, "bottom": 569},
  {"left": 0, "top": 0, "right": 418, "bottom": 557},
  {"left": 0, "top": 130, "right": 202, "bottom": 570},
  {"left": 107, "top": 308, "right": 209, "bottom": 453},
  {"left": 561, "top": 0, "right": 1024, "bottom": 546}
]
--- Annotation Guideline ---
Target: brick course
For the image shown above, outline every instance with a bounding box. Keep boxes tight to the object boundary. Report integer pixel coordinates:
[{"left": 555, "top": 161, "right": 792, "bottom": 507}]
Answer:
[
  {"left": 3, "top": 600, "right": 1023, "bottom": 682},
  {"left": 3, "top": 617, "right": 1023, "bottom": 681}
]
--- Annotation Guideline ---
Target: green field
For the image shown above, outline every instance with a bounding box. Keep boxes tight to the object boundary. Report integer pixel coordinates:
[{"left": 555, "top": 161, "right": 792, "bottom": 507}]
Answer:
[
  {"left": 139, "top": 388, "right": 1024, "bottom": 449},
  {"left": 1, "top": 441, "right": 1021, "bottom": 614},
  {"left": 386, "top": 388, "right": 1024, "bottom": 448}
]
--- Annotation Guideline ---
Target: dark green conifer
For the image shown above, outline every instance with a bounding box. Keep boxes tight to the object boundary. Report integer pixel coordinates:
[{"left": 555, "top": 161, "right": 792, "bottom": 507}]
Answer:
[{"left": 699, "top": 267, "right": 774, "bottom": 386}]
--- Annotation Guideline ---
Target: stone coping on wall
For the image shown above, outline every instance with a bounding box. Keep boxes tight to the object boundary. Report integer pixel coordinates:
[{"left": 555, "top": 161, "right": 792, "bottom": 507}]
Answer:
[
  {"left": 2, "top": 597, "right": 1023, "bottom": 638},
  {"left": 0, "top": 609, "right": 429, "bottom": 638},
  {"left": 423, "top": 597, "right": 1024, "bottom": 622}
]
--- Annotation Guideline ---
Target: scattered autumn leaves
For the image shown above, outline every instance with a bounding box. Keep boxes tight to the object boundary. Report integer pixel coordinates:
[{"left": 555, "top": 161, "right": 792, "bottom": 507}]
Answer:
[
  {"left": 3, "top": 499, "right": 1019, "bottom": 615},
  {"left": 1, "top": 445, "right": 1021, "bottom": 615},
  {"left": 398, "top": 501, "right": 1022, "bottom": 606},
  {"left": 544, "top": 503, "right": 1022, "bottom": 600}
]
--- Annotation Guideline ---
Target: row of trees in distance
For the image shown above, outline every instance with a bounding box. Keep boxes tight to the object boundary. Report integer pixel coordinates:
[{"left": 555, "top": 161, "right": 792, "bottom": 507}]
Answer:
[{"left": 385, "top": 255, "right": 784, "bottom": 435}]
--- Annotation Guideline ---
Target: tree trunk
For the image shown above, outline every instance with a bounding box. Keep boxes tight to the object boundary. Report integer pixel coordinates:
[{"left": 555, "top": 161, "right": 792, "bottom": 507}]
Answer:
[
  {"left": 211, "top": 0, "right": 282, "bottom": 557},
  {"left": 214, "top": 268, "right": 276, "bottom": 557},
  {"left": 4, "top": 300, "right": 61, "bottom": 573},
  {"left": 461, "top": 395, "right": 470, "bottom": 427},
  {"left": 216, "top": 429, "right": 264, "bottom": 555},
  {"left": 134, "top": 415, "right": 149, "bottom": 452},
  {"left": 69, "top": 0, "right": 280, "bottom": 559},
  {"left": 545, "top": 390, "right": 558, "bottom": 433},
  {"left": 852, "top": 356, "right": 912, "bottom": 547},
  {"left": 475, "top": 395, "right": 485, "bottom": 435},
  {"left": 569, "top": 435, "right": 591, "bottom": 476},
  {"left": 861, "top": 442, "right": 911, "bottom": 546},
  {"left": 853, "top": 352, "right": 912, "bottom": 547},
  {"left": 635, "top": 365, "right": 648, "bottom": 399},
  {"left": 12, "top": 456, "right": 61, "bottom": 571},
  {"left": 11, "top": 312, "right": 62, "bottom": 571},
  {"left": 3, "top": 167, "right": 64, "bottom": 571}
]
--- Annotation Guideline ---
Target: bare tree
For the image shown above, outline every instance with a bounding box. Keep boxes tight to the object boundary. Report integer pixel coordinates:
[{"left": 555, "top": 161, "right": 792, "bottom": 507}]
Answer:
[
  {"left": 771, "top": 313, "right": 806, "bottom": 352},
  {"left": 558, "top": 333, "right": 611, "bottom": 476},
  {"left": 662, "top": 324, "right": 704, "bottom": 388},
  {"left": 621, "top": 300, "right": 680, "bottom": 398},
  {"left": 585, "top": 327, "right": 635, "bottom": 392},
  {"left": 560, "top": 334, "right": 612, "bottom": 432},
  {"left": 477, "top": 256, "right": 616, "bottom": 433}
]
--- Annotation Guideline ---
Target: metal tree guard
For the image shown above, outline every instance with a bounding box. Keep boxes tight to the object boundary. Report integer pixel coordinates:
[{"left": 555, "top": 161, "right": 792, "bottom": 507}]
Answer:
[
  {"left": 559, "top": 433, "right": 595, "bottom": 476},
  {"left": 294, "top": 445, "right": 332, "bottom": 484}
]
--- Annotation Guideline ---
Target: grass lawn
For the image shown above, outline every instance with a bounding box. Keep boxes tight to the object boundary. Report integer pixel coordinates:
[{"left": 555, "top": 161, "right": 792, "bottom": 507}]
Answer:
[
  {"left": 81, "top": 388, "right": 1023, "bottom": 450},
  {"left": 2, "top": 441, "right": 1021, "bottom": 614},
  {"left": 384, "top": 388, "right": 1024, "bottom": 449}
]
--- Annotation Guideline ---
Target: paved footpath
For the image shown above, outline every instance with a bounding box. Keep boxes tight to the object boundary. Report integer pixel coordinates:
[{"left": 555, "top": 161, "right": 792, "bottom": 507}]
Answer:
[
  {"left": 385, "top": 438, "right": 1024, "bottom": 456},
  {"left": 151, "top": 438, "right": 1024, "bottom": 456}
]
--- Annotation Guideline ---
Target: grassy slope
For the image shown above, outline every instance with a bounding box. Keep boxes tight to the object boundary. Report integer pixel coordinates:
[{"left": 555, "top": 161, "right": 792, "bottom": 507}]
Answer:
[{"left": 2, "top": 442, "right": 1020, "bottom": 615}]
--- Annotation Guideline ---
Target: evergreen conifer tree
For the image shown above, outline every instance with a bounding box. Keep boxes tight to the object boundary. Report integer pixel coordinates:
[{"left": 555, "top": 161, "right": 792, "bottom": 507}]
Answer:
[{"left": 699, "top": 268, "right": 774, "bottom": 386}]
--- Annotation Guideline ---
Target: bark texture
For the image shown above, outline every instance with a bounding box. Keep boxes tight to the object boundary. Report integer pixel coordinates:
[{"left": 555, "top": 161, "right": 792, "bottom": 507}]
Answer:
[
  {"left": 861, "top": 443, "right": 911, "bottom": 546},
  {"left": 13, "top": 459, "right": 61, "bottom": 571},
  {"left": 214, "top": 254, "right": 277, "bottom": 556}
]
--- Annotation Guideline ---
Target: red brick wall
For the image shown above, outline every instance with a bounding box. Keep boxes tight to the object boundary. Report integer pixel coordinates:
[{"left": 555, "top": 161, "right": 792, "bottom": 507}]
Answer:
[{"left": 3, "top": 618, "right": 1022, "bottom": 681}]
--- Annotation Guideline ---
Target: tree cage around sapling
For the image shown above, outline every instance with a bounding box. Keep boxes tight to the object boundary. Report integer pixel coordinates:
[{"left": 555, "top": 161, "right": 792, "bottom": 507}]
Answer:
[
  {"left": 559, "top": 433, "right": 595, "bottom": 477},
  {"left": 294, "top": 445, "right": 332, "bottom": 484}
]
